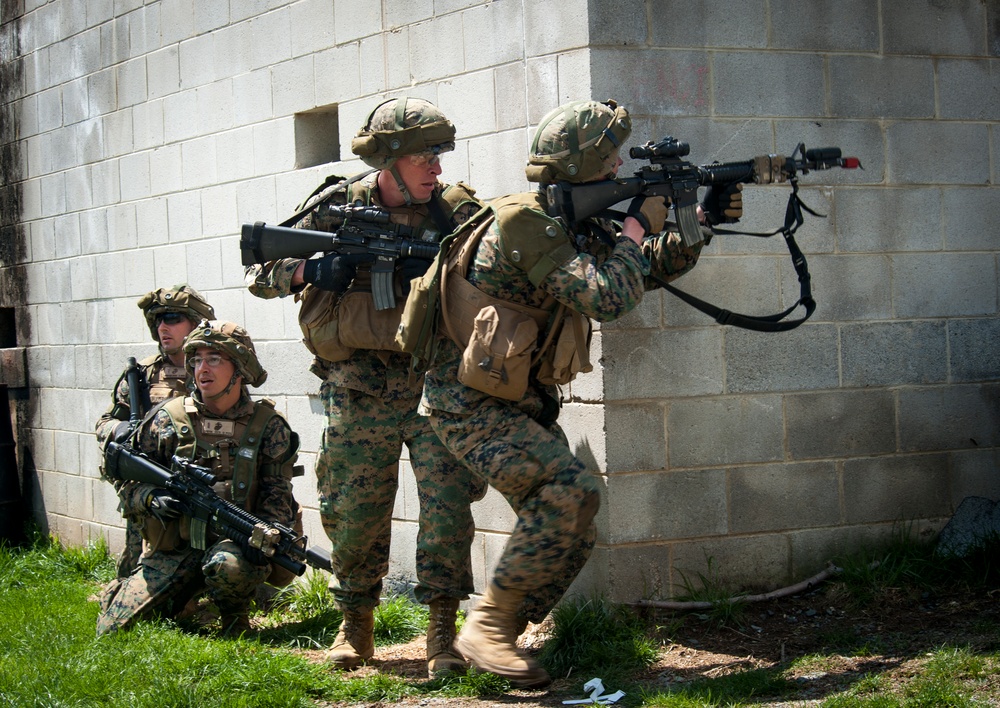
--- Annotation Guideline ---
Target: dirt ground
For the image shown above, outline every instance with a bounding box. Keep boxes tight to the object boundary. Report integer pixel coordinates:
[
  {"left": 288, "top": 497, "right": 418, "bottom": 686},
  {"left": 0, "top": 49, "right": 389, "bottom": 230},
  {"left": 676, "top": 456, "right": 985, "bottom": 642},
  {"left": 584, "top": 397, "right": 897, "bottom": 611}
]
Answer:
[{"left": 301, "top": 583, "right": 1000, "bottom": 707}]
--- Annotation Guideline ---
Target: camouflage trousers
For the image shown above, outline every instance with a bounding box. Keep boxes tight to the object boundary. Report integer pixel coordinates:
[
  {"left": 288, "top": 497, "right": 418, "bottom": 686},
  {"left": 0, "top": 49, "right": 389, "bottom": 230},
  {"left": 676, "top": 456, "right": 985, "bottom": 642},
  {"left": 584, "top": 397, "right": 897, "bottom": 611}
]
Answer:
[
  {"left": 428, "top": 395, "right": 599, "bottom": 624},
  {"left": 316, "top": 383, "right": 481, "bottom": 611},
  {"left": 96, "top": 539, "right": 269, "bottom": 635}
]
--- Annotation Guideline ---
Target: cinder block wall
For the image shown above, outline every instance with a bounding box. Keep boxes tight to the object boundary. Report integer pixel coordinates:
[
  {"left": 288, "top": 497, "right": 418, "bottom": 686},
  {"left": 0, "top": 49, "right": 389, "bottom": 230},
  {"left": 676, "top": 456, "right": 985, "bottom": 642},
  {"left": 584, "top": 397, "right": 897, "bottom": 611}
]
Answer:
[
  {"left": 2, "top": 0, "right": 997, "bottom": 604},
  {"left": 585, "top": 0, "right": 1000, "bottom": 602}
]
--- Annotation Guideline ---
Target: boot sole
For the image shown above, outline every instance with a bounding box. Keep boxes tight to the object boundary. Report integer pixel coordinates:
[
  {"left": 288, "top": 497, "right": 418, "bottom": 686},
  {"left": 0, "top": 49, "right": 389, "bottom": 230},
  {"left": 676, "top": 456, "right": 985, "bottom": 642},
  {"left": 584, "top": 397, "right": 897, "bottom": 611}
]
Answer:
[{"left": 454, "top": 637, "right": 552, "bottom": 689}]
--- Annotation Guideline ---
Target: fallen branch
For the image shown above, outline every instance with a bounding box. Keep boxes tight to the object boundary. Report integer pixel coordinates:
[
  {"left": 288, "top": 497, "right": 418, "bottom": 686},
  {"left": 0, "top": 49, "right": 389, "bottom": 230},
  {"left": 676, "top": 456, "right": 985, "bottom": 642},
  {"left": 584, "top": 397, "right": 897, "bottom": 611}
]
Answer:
[{"left": 631, "top": 562, "right": 844, "bottom": 611}]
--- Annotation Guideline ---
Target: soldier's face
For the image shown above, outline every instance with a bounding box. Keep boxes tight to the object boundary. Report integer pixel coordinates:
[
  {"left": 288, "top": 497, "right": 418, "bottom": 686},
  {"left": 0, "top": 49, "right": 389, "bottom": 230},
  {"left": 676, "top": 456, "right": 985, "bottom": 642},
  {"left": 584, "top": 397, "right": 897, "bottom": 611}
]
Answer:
[
  {"left": 157, "top": 314, "right": 196, "bottom": 354},
  {"left": 192, "top": 347, "right": 239, "bottom": 399},
  {"left": 396, "top": 152, "right": 443, "bottom": 203}
]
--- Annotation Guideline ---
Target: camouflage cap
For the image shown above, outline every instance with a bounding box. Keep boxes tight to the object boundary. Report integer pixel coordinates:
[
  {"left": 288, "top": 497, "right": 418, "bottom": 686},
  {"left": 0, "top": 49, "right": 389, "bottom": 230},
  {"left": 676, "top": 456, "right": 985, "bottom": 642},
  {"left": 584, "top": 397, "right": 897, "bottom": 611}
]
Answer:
[
  {"left": 350, "top": 97, "right": 456, "bottom": 170},
  {"left": 183, "top": 320, "right": 267, "bottom": 388},
  {"left": 137, "top": 284, "right": 216, "bottom": 342},
  {"left": 525, "top": 99, "right": 632, "bottom": 184}
]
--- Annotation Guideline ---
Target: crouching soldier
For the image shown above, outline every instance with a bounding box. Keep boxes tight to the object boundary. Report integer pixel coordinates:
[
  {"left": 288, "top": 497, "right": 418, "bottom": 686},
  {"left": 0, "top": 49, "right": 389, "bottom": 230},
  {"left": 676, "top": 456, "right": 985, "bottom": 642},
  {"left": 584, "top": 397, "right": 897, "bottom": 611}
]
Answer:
[{"left": 97, "top": 321, "right": 301, "bottom": 636}]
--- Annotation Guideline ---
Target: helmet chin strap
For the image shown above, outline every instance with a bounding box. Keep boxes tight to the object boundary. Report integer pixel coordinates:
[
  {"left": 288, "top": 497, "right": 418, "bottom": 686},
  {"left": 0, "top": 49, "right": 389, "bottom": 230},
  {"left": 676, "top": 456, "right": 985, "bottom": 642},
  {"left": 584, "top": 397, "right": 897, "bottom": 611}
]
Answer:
[
  {"left": 388, "top": 165, "right": 415, "bottom": 206},
  {"left": 206, "top": 372, "right": 241, "bottom": 401}
]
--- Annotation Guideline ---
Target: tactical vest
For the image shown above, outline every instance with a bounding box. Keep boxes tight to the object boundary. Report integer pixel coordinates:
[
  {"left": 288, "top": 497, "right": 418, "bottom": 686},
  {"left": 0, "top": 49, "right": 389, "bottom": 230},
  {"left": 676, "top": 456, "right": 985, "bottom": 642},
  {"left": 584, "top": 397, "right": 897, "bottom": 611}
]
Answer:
[
  {"left": 140, "top": 355, "right": 188, "bottom": 405},
  {"left": 298, "top": 176, "right": 480, "bottom": 362},
  {"left": 139, "top": 396, "right": 289, "bottom": 554},
  {"left": 436, "top": 193, "right": 593, "bottom": 400}
]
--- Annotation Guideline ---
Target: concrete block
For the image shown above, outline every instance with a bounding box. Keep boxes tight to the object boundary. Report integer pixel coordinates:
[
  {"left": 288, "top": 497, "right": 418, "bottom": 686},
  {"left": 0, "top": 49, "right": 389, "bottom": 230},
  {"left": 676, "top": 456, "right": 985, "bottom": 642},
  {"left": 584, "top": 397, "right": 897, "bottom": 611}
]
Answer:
[
  {"left": 127, "top": 3, "right": 160, "bottom": 58},
  {"left": 440, "top": 70, "right": 497, "bottom": 137},
  {"left": 899, "top": 384, "right": 1000, "bottom": 451},
  {"left": 289, "top": 0, "right": 336, "bottom": 58},
  {"left": 333, "top": 0, "right": 382, "bottom": 42},
  {"left": 672, "top": 533, "right": 791, "bottom": 594},
  {"left": 179, "top": 33, "right": 215, "bottom": 90},
  {"left": 63, "top": 167, "right": 93, "bottom": 215},
  {"left": 887, "top": 122, "right": 990, "bottom": 185},
  {"left": 605, "top": 402, "right": 666, "bottom": 473},
  {"left": 215, "top": 127, "right": 256, "bottom": 184},
  {"left": 775, "top": 119, "right": 884, "bottom": 186},
  {"left": 394, "top": 459, "right": 417, "bottom": 522},
  {"left": 235, "top": 176, "right": 278, "bottom": 227},
  {"left": 152, "top": 243, "right": 189, "bottom": 287},
  {"left": 599, "top": 543, "right": 673, "bottom": 601},
  {"left": 69, "top": 256, "right": 97, "bottom": 301},
  {"left": 467, "top": 130, "right": 531, "bottom": 200},
  {"left": 843, "top": 454, "right": 951, "bottom": 524},
  {"left": 667, "top": 394, "right": 784, "bottom": 468},
  {"left": 592, "top": 48, "right": 711, "bottom": 117},
  {"left": 95, "top": 252, "right": 127, "bottom": 299},
  {"left": 272, "top": 56, "right": 315, "bottom": 118},
  {"left": 493, "top": 63, "right": 527, "bottom": 133},
  {"left": 837, "top": 187, "right": 943, "bottom": 253},
  {"left": 892, "top": 253, "right": 997, "bottom": 318},
  {"left": 790, "top": 253, "right": 890, "bottom": 321},
  {"left": 714, "top": 52, "right": 825, "bottom": 118},
  {"left": 242, "top": 287, "right": 288, "bottom": 342},
  {"left": 830, "top": 56, "right": 934, "bottom": 119},
  {"left": 950, "top": 449, "right": 1000, "bottom": 505},
  {"left": 199, "top": 183, "right": 238, "bottom": 238},
  {"left": 285, "top": 394, "right": 325, "bottom": 455},
  {"left": 116, "top": 56, "right": 147, "bottom": 109},
  {"left": 950, "top": 318, "right": 1000, "bottom": 382},
  {"left": 358, "top": 36, "right": 388, "bottom": 96},
  {"left": 789, "top": 523, "right": 898, "bottom": 579},
  {"left": 883, "top": 0, "right": 986, "bottom": 56},
  {"left": 79, "top": 209, "right": 109, "bottom": 256},
  {"left": 526, "top": 57, "right": 558, "bottom": 123},
  {"left": 136, "top": 197, "right": 169, "bottom": 248},
  {"left": 725, "top": 324, "right": 840, "bottom": 393},
  {"left": 104, "top": 109, "right": 134, "bottom": 160},
  {"left": 165, "top": 191, "right": 202, "bottom": 242},
  {"left": 162, "top": 90, "right": 199, "bottom": 144},
  {"left": 254, "top": 340, "right": 318, "bottom": 397},
  {"left": 196, "top": 80, "right": 236, "bottom": 135},
  {"left": 410, "top": 14, "right": 465, "bottom": 83},
  {"left": 943, "top": 187, "right": 1000, "bottom": 251},
  {"left": 462, "top": 1, "right": 523, "bottom": 72},
  {"left": 192, "top": 0, "right": 228, "bottom": 35},
  {"left": 184, "top": 237, "right": 224, "bottom": 292},
  {"left": 661, "top": 256, "right": 785, "bottom": 329},
  {"left": 61, "top": 77, "right": 89, "bottom": 126},
  {"left": 132, "top": 100, "right": 165, "bottom": 151},
  {"left": 122, "top": 246, "right": 155, "bottom": 298},
  {"left": 606, "top": 469, "right": 727, "bottom": 543},
  {"left": 314, "top": 45, "right": 361, "bottom": 108},
  {"left": 36, "top": 87, "right": 61, "bottom": 134},
  {"left": 253, "top": 118, "right": 296, "bottom": 175},
  {"left": 769, "top": 0, "right": 879, "bottom": 51},
  {"left": 566, "top": 331, "right": 603, "bottom": 403},
  {"left": 786, "top": 390, "right": 896, "bottom": 459},
  {"left": 729, "top": 461, "right": 840, "bottom": 534},
  {"left": 524, "top": 0, "right": 588, "bottom": 56},
  {"left": 588, "top": 0, "right": 646, "bottom": 46},
  {"left": 39, "top": 174, "right": 65, "bottom": 220},
  {"left": 471, "top": 485, "right": 518, "bottom": 535},
  {"left": 220, "top": 234, "right": 253, "bottom": 290},
  {"left": 842, "top": 320, "right": 948, "bottom": 387},
  {"left": 649, "top": 0, "right": 766, "bottom": 49},
  {"left": 86, "top": 68, "right": 115, "bottom": 118},
  {"left": 181, "top": 136, "right": 218, "bottom": 190},
  {"left": 158, "top": 0, "right": 195, "bottom": 47},
  {"left": 604, "top": 328, "right": 724, "bottom": 400},
  {"left": 147, "top": 46, "right": 180, "bottom": 100},
  {"left": 560, "top": 401, "right": 606, "bottom": 473},
  {"left": 212, "top": 22, "right": 253, "bottom": 79},
  {"left": 939, "top": 59, "right": 1000, "bottom": 121},
  {"left": 118, "top": 152, "right": 150, "bottom": 202}
]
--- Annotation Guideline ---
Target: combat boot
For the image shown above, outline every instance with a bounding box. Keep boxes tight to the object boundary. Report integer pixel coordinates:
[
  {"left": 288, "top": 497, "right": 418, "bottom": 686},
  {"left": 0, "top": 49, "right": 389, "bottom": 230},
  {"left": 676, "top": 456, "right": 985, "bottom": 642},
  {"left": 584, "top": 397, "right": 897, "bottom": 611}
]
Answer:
[
  {"left": 325, "top": 607, "right": 375, "bottom": 669},
  {"left": 426, "top": 597, "right": 466, "bottom": 676},
  {"left": 454, "top": 583, "right": 551, "bottom": 688}
]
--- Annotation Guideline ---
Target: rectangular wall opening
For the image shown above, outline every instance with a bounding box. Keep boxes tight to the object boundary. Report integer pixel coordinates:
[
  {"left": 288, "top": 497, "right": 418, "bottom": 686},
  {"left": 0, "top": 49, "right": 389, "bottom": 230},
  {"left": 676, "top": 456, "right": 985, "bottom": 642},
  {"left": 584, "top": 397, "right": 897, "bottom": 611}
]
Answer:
[{"left": 294, "top": 105, "right": 340, "bottom": 169}]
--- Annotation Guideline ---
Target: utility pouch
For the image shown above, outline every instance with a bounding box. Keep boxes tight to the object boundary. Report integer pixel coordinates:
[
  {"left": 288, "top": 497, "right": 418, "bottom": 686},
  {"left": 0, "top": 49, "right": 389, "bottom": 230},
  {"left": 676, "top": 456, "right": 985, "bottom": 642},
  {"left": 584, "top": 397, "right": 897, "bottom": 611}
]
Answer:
[
  {"left": 336, "top": 289, "right": 406, "bottom": 351},
  {"left": 458, "top": 304, "right": 539, "bottom": 401},
  {"left": 535, "top": 307, "right": 593, "bottom": 386},
  {"left": 296, "top": 284, "right": 354, "bottom": 363}
]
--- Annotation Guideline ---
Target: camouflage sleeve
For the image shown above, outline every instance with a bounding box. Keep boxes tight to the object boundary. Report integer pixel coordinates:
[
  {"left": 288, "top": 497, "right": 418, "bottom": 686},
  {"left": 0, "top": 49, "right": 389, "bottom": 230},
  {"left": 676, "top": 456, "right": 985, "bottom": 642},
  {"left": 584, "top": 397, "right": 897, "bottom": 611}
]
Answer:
[
  {"left": 254, "top": 415, "right": 296, "bottom": 526},
  {"left": 118, "top": 409, "right": 178, "bottom": 517},
  {"left": 643, "top": 226, "right": 709, "bottom": 288},
  {"left": 95, "top": 374, "right": 131, "bottom": 448},
  {"left": 245, "top": 259, "right": 305, "bottom": 299},
  {"left": 540, "top": 235, "right": 650, "bottom": 323}
]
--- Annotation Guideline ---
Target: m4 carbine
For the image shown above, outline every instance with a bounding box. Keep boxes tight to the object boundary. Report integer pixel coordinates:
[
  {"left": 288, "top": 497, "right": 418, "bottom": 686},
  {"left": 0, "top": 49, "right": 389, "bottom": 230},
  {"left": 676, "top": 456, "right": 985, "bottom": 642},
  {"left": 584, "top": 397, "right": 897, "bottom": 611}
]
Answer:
[
  {"left": 544, "top": 137, "right": 861, "bottom": 247},
  {"left": 240, "top": 205, "right": 441, "bottom": 311},
  {"left": 103, "top": 441, "right": 332, "bottom": 576}
]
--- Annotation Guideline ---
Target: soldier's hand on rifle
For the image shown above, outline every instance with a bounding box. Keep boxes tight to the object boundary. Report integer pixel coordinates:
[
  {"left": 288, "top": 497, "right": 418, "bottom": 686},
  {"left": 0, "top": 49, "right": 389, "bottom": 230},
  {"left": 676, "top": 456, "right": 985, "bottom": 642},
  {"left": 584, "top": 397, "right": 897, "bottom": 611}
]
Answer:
[
  {"left": 145, "top": 489, "right": 185, "bottom": 523},
  {"left": 111, "top": 421, "right": 133, "bottom": 445},
  {"left": 397, "top": 258, "right": 433, "bottom": 297},
  {"left": 627, "top": 195, "right": 668, "bottom": 236},
  {"left": 701, "top": 182, "right": 744, "bottom": 225},
  {"left": 302, "top": 253, "right": 373, "bottom": 294}
]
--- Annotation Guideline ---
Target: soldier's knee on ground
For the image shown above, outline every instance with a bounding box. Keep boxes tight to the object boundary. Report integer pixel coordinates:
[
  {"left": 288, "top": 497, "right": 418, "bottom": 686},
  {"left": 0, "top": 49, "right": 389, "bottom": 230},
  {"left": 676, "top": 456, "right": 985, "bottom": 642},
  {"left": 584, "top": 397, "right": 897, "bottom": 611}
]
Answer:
[{"left": 202, "top": 540, "right": 269, "bottom": 598}]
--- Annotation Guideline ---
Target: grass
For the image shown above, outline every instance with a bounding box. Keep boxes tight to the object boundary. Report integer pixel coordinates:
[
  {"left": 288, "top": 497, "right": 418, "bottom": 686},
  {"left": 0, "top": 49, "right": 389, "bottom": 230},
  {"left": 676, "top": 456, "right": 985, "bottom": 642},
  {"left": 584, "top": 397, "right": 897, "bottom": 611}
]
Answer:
[{"left": 2, "top": 525, "right": 1000, "bottom": 706}]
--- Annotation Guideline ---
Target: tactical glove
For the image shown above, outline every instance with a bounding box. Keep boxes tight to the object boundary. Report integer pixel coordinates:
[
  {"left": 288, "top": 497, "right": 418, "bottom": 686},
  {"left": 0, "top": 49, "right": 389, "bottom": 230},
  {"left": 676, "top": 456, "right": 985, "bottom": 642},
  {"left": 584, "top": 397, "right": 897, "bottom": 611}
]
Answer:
[
  {"left": 397, "top": 258, "right": 434, "bottom": 297},
  {"left": 111, "top": 421, "right": 133, "bottom": 444},
  {"left": 701, "top": 182, "right": 744, "bottom": 225},
  {"left": 145, "top": 489, "right": 185, "bottom": 523},
  {"left": 302, "top": 253, "right": 374, "bottom": 294},
  {"left": 626, "top": 195, "right": 668, "bottom": 236}
]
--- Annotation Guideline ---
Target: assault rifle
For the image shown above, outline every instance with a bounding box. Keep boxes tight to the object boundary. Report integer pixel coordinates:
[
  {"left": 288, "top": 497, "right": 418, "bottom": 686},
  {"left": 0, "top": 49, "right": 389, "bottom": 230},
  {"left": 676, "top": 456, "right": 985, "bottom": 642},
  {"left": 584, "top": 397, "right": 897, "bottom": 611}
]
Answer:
[
  {"left": 124, "top": 356, "right": 151, "bottom": 428},
  {"left": 103, "top": 441, "right": 333, "bottom": 576},
  {"left": 240, "top": 205, "right": 442, "bottom": 311},
  {"left": 545, "top": 137, "right": 860, "bottom": 247}
]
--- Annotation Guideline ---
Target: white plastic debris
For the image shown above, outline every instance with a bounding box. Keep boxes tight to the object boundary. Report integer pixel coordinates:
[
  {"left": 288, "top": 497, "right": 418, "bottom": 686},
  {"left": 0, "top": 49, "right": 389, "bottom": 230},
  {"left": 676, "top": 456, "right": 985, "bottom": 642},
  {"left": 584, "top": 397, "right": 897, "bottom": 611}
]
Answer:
[{"left": 561, "top": 677, "right": 626, "bottom": 705}]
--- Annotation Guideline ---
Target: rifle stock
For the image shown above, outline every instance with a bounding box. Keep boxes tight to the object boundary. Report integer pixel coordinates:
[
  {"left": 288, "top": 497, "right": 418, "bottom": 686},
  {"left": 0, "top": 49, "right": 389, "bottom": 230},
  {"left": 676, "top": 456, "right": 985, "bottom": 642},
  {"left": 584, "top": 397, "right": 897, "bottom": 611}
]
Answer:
[
  {"left": 241, "top": 206, "right": 442, "bottom": 310},
  {"left": 104, "top": 441, "right": 332, "bottom": 576}
]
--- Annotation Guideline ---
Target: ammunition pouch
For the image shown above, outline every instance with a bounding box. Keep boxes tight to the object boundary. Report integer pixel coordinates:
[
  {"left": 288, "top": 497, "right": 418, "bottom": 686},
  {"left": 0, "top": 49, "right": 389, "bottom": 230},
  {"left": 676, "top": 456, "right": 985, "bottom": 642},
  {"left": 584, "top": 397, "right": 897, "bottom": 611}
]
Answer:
[{"left": 296, "top": 284, "right": 354, "bottom": 363}]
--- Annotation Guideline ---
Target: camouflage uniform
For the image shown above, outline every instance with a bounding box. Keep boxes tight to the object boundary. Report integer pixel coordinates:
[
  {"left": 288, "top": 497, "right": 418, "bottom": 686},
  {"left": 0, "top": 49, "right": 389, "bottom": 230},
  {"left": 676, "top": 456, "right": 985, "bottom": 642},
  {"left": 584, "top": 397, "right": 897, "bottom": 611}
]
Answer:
[
  {"left": 247, "top": 170, "right": 483, "bottom": 611},
  {"left": 96, "top": 322, "right": 298, "bottom": 636},
  {"left": 95, "top": 285, "right": 215, "bottom": 579}
]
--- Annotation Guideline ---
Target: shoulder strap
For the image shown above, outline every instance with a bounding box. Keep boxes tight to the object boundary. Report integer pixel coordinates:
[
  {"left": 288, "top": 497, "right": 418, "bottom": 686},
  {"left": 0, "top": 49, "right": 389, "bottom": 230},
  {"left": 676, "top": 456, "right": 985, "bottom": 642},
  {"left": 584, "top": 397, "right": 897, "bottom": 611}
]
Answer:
[
  {"left": 231, "top": 399, "right": 278, "bottom": 507},
  {"left": 282, "top": 169, "right": 378, "bottom": 227}
]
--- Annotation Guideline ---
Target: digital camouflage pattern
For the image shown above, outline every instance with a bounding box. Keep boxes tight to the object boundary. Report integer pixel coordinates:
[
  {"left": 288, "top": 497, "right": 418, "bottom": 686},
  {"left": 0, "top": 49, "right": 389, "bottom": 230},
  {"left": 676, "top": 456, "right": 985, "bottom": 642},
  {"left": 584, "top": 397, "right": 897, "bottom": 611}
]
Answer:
[
  {"left": 246, "top": 173, "right": 485, "bottom": 611},
  {"left": 96, "top": 390, "right": 296, "bottom": 635},
  {"left": 421, "top": 193, "right": 705, "bottom": 621}
]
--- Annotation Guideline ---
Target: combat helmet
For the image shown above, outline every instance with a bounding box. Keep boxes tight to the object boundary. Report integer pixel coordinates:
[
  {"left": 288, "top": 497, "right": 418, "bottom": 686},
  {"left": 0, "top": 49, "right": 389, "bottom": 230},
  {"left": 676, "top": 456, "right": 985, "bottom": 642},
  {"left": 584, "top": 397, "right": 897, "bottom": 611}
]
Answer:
[
  {"left": 137, "top": 284, "right": 216, "bottom": 342},
  {"left": 183, "top": 320, "right": 268, "bottom": 390},
  {"left": 525, "top": 99, "right": 632, "bottom": 185}
]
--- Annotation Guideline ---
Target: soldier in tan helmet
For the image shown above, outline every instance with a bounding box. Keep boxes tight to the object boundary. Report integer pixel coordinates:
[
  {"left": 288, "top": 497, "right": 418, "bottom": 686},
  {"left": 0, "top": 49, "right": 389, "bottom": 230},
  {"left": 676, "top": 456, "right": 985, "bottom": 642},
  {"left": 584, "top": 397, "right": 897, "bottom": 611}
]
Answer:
[
  {"left": 247, "top": 97, "right": 486, "bottom": 674},
  {"left": 95, "top": 284, "right": 216, "bottom": 578}
]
